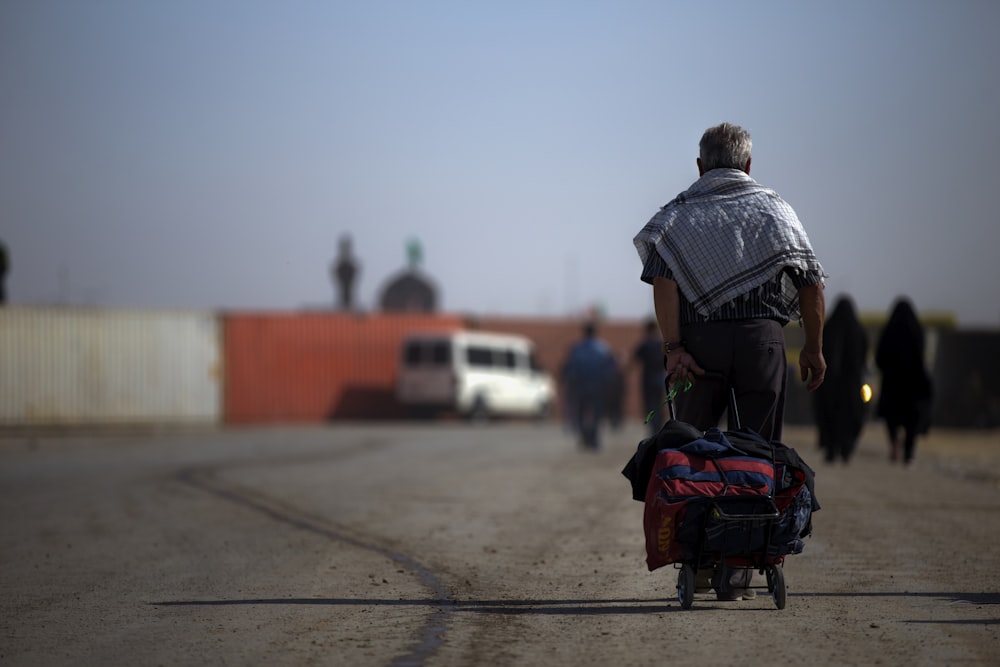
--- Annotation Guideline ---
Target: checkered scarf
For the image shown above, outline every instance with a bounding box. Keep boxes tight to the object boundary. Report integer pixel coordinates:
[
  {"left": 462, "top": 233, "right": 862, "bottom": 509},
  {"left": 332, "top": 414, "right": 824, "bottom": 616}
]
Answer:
[{"left": 634, "top": 169, "right": 824, "bottom": 319}]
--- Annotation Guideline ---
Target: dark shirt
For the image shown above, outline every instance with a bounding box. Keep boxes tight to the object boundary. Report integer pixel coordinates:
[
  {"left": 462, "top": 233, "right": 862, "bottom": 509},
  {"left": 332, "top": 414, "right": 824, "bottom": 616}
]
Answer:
[
  {"left": 640, "top": 252, "right": 814, "bottom": 326},
  {"left": 633, "top": 336, "right": 664, "bottom": 391}
]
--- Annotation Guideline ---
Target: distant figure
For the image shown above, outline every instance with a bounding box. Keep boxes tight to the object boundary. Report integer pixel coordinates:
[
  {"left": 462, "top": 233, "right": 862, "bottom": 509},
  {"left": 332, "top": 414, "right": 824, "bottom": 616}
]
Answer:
[
  {"left": 633, "top": 318, "right": 666, "bottom": 436},
  {"left": 0, "top": 239, "right": 8, "bottom": 304},
  {"left": 332, "top": 235, "right": 359, "bottom": 310},
  {"left": 606, "top": 351, "right": 627, "bottom": 431},
  {"left": 380, "top": 239, "right": 438, "bottom": 312},
  {"left": 561, "top": 322, "right": 616, "bottom": 450},
  {"left": 875, "top": 298, "right": 934, "bottom": 465},
  {"left": 812, "top": 296, "right": 869, "bottom": 464}
]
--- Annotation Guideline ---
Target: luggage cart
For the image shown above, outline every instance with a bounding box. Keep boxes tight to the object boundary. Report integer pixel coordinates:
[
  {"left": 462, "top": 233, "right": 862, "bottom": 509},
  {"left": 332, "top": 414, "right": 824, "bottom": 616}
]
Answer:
[
  {"left": 663, "top": 374, "right": 798, "bottom": 610},
  {"left": 675, "top": 496, "right": 787, "bottom": 609}
]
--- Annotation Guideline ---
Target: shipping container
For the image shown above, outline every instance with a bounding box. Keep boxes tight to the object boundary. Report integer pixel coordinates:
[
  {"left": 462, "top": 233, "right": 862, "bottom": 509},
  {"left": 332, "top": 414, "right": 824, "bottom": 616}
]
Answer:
[
  {"left": 0, "top": 307, "right": 221, "bottom": 425},
  {"left": 222, "top": 311, "right": 464, "bottom": 423}
]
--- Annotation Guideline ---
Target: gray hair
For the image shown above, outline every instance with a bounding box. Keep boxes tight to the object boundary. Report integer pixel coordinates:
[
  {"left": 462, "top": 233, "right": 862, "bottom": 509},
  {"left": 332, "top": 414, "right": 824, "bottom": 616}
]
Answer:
[{"left": 699, "top": 122, "right": 752, "bottom": 171}]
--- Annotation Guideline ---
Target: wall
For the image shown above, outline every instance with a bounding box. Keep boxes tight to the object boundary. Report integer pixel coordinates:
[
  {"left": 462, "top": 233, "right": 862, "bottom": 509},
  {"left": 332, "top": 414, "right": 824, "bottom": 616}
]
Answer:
[
  {"left": 222, "top": 311, "right": 464, "bottom": 423},
  {"left": 0, "top": 307, "right": 220, "bottom": 425},
  {"left": 475, "top": 314, "right": 996, "bottom": 430},
  {"left": 221, "top": 312, "right": 654, "bottom": 425},
  {"left": 2, "top": 306, "right": 996, "bottom": 429},
  {"left": 930, "top": 329, "right": 1000, "bottom": 428}
]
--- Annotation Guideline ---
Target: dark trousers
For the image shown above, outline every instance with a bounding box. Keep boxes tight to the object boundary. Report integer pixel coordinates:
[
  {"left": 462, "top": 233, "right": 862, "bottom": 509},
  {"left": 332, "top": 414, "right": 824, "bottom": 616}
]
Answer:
[
  {"left": 674, "top": 319, "right": 787, "bottom": 441},
  {"left": 571, "top": 387, "right": 604, "bottom": 450}
]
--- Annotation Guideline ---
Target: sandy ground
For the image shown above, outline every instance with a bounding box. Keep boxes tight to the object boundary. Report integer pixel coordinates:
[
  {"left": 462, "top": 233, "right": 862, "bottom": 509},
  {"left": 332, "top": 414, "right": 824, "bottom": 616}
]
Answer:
[{"left": 1, "top": 420, "right": 999, "bottom": 666}]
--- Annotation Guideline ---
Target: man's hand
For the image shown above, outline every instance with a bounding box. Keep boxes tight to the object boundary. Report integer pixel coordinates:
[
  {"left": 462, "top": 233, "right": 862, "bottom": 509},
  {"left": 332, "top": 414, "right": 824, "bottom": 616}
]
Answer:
[
  {"left": 665, "top": 349, "right": 705, "bottom": 387},
  {"left": 799, "top": 348, "right": 827, "bottom": 392}
]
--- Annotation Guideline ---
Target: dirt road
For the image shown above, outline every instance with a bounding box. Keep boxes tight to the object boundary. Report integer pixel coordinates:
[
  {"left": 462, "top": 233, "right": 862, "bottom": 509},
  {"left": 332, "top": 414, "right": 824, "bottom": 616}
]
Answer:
[{"left": 2, "top": 421, "right": 999, "bottom": 666}]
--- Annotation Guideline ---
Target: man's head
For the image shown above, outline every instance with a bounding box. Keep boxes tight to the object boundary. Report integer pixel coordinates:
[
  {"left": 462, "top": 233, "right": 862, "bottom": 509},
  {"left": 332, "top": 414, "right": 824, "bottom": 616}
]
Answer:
[{"left": 697, "top": 122, "right": 752, "bottom": 175}]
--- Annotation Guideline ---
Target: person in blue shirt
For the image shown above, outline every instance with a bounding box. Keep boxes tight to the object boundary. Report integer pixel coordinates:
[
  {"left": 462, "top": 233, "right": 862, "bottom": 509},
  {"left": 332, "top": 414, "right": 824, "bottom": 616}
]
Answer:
[{"left": 562, "top": 322, "right": 616, "bottom": 450}]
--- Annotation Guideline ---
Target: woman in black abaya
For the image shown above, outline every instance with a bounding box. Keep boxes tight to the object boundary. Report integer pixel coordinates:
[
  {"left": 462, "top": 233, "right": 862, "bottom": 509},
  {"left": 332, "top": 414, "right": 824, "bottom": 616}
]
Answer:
[
  {"left": 875, "top": 298, "right": 934, "bottom": 465},
  {"left": 813, "top": 296, "right": 869, "bottom": 463}
]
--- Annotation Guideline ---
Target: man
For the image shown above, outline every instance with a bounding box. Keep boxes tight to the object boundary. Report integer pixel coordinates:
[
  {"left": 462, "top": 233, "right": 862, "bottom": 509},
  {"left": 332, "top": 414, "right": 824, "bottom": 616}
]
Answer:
[
  {"left": 633, "top": 318, "right": 666, "bottom": 436},
  {"left": 633, "top": 122, "right": 826, "bottom": 599},
  {"left": 561, "top": 321, "right": 616, "bottom": 451}
]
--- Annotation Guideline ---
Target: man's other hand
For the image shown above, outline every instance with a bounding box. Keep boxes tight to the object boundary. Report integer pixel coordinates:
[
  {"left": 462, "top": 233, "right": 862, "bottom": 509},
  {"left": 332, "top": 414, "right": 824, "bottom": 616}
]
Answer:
[{"left": 799, "top": 349, "right": 826, "bottom": 392}]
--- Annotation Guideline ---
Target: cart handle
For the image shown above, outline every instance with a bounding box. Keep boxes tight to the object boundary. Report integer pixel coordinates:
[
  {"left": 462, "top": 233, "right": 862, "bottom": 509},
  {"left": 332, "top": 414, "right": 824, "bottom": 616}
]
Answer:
[
  {"left": 710, "top": 496, "right": 780, "bottom": 521},
  {"left": 658, "top": 370, "right": 741, "bottom": 428}
]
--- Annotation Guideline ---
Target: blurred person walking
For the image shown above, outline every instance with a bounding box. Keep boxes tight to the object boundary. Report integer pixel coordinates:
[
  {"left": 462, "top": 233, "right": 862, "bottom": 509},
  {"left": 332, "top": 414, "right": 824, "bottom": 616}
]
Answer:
[
  {"left": 875, "top": 298, "right": 933, "bottom": 465},
  {"left": 0, "top": 239, "right": 8, "bottom": 304},
  {"left": 633, "top": 318, "right": 666, "bottom": 436},
  {"left": 606, "top": 351, "right": 627, "bottom": 431},
  {"left": 633, "top": 121, "right": 827, "bottom": 600},
  {"left": 812, "top": 296, "right": 869, "bottom": 464},
  {"left": 562, "top": 322, "right": 616, "bottom": 451}
]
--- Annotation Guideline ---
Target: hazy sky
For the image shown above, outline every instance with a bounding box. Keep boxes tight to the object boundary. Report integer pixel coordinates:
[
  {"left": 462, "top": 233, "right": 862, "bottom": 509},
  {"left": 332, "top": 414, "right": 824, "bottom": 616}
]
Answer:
[{"left": 2, "top": 1, "right": 998, "bottom": 326}]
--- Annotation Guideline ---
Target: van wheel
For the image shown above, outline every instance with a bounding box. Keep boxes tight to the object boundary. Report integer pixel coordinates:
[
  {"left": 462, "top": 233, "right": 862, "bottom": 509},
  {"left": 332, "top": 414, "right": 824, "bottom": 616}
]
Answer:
[
  {"left": 534, "top": 400, "right": 551, "bottom": 422},
  {"left": 468, "top": 396, "right": 491, "bottom": 422}
]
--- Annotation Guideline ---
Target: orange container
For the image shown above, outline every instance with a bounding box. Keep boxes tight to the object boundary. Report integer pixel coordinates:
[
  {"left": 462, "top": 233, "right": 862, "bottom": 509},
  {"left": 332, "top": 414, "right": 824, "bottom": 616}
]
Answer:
[{"left": 223, "top": 312, "right": 462, "bottom": 423}]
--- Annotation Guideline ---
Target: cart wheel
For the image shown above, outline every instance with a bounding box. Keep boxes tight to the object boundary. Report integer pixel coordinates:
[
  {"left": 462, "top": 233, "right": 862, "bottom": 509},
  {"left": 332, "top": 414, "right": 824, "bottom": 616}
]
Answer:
[
  {"left": 767, "top": 564, "right": 786, "bottom": 610},
  {"left": 677, "top": 565, "right": 695, "bottom": 610}
]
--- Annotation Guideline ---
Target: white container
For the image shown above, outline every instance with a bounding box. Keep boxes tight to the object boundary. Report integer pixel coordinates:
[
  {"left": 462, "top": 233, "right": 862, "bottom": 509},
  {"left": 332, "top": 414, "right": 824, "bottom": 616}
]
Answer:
[{"left": 0, "top": 307, "right": 221, "bottom": 425}]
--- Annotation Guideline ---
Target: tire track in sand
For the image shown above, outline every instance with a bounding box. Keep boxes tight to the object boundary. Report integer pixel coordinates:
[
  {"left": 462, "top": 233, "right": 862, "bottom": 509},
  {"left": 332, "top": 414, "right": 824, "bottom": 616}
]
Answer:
[{"left": 173, "top": 448, "right": 454, "bottom": 667}]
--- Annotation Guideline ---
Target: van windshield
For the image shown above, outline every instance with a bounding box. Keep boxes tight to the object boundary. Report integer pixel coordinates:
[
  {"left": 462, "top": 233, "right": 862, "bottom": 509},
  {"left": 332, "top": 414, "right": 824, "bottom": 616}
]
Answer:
[{"left": 404, "top": 340, "right": 451, "bottom": 366}]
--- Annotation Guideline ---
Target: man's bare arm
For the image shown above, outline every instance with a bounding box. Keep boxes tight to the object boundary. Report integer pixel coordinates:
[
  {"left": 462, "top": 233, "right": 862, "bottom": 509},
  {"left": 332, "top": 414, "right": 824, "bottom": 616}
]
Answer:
[
  {"left": 652, "top": 276, "right": 703, "bottom": 384},
  {"left": 797, "top": 281, "right": 827, "bottom": 391}
]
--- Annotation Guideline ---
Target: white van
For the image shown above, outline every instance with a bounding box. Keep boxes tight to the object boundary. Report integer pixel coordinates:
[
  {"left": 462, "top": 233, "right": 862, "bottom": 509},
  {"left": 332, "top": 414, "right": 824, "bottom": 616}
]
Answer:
[{"left": 396, "top": 330, "right": 555, "bottom": 420}]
